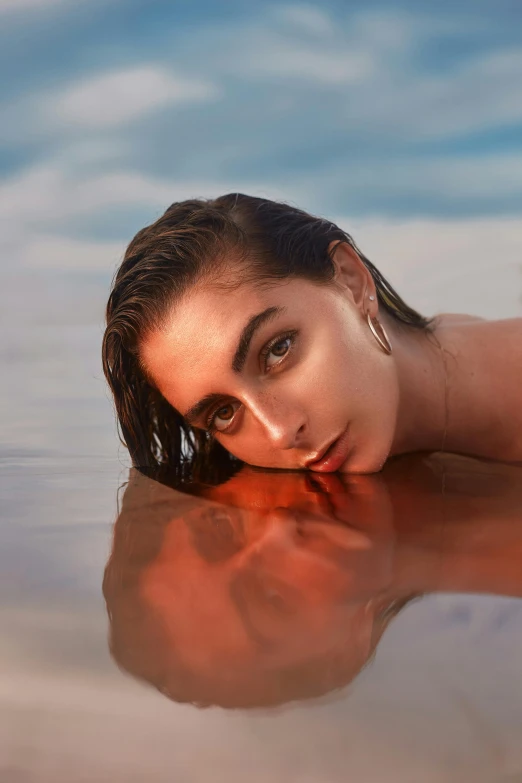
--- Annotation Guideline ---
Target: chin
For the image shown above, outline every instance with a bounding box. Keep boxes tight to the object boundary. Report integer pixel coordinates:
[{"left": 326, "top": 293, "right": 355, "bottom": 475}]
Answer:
[
  {"left": 338, "top": 457, "right": 384, "bottom": 475},
  {"left": 338, "top": 436, "right": 391, "bottom": 475},
  {"left": 339, "top": 460, "right": 386, "bottom": 475}
]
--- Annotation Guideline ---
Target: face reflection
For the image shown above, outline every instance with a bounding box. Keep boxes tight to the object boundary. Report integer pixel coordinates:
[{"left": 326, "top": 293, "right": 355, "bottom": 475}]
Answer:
[
  {"left": 141, "top": 250, "right": 400, "bottom": 474},
  {"left": 140, "top": 470, "right": 395, "bottom": 699}
]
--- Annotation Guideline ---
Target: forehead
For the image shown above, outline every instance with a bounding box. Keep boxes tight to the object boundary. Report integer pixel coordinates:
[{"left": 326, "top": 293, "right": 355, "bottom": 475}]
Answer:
[{"left": 140, "top": 276, "right": 324, "bottom": 403}]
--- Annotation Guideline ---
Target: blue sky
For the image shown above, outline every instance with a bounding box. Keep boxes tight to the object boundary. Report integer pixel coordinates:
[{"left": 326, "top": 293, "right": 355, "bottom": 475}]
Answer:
[{"left": 0, "top": 0, "right": 521, "bottom": 319}]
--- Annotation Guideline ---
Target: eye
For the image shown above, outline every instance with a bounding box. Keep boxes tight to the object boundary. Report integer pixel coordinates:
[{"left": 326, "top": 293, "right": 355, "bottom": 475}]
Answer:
[
  {"left": 261, "top": 331, "right": 297, "bottom": 371},
  {"left": 207, "top": 400, "right": 240, "bottom": 434}
]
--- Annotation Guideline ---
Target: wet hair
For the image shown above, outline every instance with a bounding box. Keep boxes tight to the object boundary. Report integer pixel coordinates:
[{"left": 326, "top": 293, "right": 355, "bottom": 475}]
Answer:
[{"left": 102, "top": 193, "right": 434, "bottom": 470}]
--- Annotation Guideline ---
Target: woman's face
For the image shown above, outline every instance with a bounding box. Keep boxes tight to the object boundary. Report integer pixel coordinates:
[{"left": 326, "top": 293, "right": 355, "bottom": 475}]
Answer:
[{"left": 141, "top": 246, "right": 400, "bottom": 474}]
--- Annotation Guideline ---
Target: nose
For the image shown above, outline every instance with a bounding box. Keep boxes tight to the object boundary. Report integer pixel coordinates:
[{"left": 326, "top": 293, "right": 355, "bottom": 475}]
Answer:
[{"left": 248, "top": 393, "right": 307, "bottom": 451}]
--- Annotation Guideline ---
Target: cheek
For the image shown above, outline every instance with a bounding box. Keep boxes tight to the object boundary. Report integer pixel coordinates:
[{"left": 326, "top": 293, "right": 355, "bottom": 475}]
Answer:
[
  {"left": 322, "top": 325, "right": 399, "bottom": 471},
  {"left": 216, "top": 422, "right": 268, "bottom": 464},
  {"left": 337, "top": 325, "right": 398, "bottom": 409},
  {"left": 308, "top": 324, "right": 387, "bottom": 410},
  {"left": 285, "top": 325, "right": 355, "bottom": 409}
]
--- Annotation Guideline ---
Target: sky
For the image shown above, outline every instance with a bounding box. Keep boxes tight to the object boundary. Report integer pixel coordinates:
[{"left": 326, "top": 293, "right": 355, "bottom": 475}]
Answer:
[
  {"left": 1, "top": 1, "right": 521, "bottom": 260},
  {"left": 0, "top": 0, "right": 521, "bottom": 456}
]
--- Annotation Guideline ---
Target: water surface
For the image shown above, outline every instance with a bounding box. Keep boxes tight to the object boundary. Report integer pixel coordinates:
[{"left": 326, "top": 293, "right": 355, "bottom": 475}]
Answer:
[
  {"left": 2, "top": 280, "right": 522, "bottom": 782},
  {"left": 3, "top": 454, "right": 522, "bottom": 780}
]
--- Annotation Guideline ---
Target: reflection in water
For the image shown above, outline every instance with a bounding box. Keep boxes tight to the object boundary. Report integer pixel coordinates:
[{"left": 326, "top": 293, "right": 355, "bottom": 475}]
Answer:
[{"left": 103, "top": 453, "right": 522, "bottom": 709}]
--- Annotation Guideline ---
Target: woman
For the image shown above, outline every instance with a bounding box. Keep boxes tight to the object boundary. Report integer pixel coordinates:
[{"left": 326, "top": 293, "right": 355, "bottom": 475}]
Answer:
[{"left": 102, "top": 193, "right": 522, "bottom": 473}]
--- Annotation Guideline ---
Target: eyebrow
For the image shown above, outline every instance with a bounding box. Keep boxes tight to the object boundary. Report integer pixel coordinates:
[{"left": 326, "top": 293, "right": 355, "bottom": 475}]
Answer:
[
  {"left": 183, "top": 305, "right": 286, "bottom": 426},
  {"left": 232, "top": 305, "right": 286, "bottom": 373}
]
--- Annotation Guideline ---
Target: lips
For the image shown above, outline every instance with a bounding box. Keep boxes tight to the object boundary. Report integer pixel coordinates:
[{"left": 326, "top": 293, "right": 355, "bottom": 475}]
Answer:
[{"left": 305, "top": 425, "right": 352, "bottom": 473}]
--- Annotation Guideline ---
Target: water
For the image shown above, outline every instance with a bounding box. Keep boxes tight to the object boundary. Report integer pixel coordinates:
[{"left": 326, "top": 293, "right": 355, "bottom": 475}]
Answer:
[
  {"left": 3, "top": 453, "right": 522, "bottom": 781},
  {"left": 2, "top": 272, "right": 522, "bottom": 782}
]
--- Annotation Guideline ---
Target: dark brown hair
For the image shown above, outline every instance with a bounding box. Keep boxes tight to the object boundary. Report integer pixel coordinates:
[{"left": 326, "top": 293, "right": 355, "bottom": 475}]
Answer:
[{"left": 102, "top": 193, "right": 433, "bottom": 470}]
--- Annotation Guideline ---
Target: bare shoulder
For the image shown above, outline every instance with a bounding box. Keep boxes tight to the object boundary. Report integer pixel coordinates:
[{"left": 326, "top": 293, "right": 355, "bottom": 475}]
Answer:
[
  {"left": 492, "top": 316, "right": 522, "bottom": 339},
  {"left": 437, "top": 313, "right": 522, "bottom": 340},
  {"left": 437, "top": 311, "right": 522, "bottom": 400},
  {"left": 435, "top": 312, "right": 487, "bottom": 325},
  {"left": 467, "top": 315, "right": 522, "bottom": 343},
  {"left": 437, "top": 315, "right": 522, "bottom": 462}
]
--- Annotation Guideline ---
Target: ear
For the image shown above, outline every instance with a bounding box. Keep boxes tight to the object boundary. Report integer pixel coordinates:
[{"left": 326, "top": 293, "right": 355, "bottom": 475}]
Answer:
[{"left": 327, "top": 240, "right": 376, "bottom": 316}]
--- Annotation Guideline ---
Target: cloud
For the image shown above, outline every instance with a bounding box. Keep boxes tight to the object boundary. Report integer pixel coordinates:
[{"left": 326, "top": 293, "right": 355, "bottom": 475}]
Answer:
[
  {"left": 273, "top": 4, "right": 335, "bottom": 36},
  {"left": 0, "top": 65, "right": 220, "bottom": 144},
  {"left": 50, "top": 66, "right": 221, "bottom": 130},
  {"left": 246, "top": 36, "right": 374, "bottom": 85},
  {"left": 0, "top": 0, "right": 123, "bottom": 13},
  {"left": 14, "top": 235, "right": 125, "bottom": 273},
  {"left": 0, "top": 0, "right": 69, "bottom": 10},
  {"left": 0, "top": 159, "right": 290, "bottom": 281},
  {"left": 212, "top": 10, "right": 378, "bottom": 86},
  {"left": 0, "top": 0, "right": 115, "bottom": 13},
  {"left": 1, "top": 149, "right": 522, "bottom": 257},
  {"left": 2, "top": 5, "right": 521, "bottom": 166},
  {"left": 0, "top": 4, "right": 521, "bottom": 245},
  {"left": 306, "top": 152, "right": 522, "bottom": 213},
  {"left": 341, "top": 46, "right": 522, "bottom": 140},
  {"left": 0, "top": 161, "right": 286, "bottom": 238},
  {"left": 207, "top": 7, "right": 410, "bottom": 86},
  {"left": 202, "top": 6, "right": 522, "bottom": 138}
]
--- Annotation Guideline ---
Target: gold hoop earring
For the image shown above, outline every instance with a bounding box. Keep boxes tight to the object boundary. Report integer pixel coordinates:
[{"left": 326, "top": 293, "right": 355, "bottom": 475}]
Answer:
[{"left": 366, "top": 312, "right": 392, "bottom": 355}]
